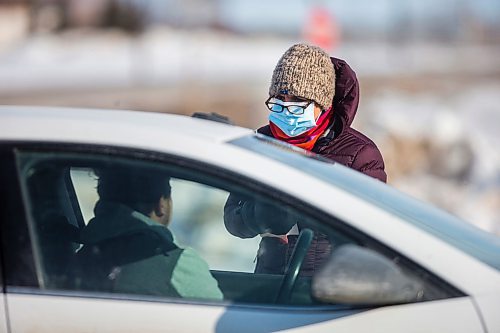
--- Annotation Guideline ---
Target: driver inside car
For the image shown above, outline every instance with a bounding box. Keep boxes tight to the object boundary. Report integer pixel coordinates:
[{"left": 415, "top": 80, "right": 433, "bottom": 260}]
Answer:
[{"left": 73, "top": 167, "right": 223, "bottom": 300}]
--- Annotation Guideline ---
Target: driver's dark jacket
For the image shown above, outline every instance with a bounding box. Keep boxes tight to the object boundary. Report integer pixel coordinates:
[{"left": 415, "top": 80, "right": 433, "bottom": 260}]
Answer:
[
  {"left": 224, "top": 57, "right": 386, "bottom": 276},
  {"left": 74, "top": 201, "right": 223, "bottom": 300}
]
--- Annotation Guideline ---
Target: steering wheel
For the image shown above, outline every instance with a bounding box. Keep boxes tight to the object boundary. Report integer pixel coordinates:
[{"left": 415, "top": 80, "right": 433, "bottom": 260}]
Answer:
[{"left": 276, "top": 228, "right": 314, "bottom": 304}]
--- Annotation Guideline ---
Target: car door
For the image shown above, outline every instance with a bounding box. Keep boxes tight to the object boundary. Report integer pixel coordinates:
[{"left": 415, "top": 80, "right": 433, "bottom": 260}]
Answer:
[
  {"left": 0, "top": 257, "right": 8, "bottom": 333},
  {"left": 0, "top": 156, "right": 8, "bottom": 333},
  {"left": 1, "top": 143, "right": 485, "bottom": 333}
]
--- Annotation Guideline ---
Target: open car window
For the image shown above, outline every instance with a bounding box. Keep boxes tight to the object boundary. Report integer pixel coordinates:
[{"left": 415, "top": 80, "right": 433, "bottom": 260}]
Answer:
[
  {"left": 70, "top": 167, "right": 261, "bottom": 273},
  {"left": 15, "top": 150, "right": 359, "bottom": 305}
]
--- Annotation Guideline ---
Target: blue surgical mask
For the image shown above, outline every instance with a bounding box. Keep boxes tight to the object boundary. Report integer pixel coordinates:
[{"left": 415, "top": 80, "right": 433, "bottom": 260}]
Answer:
[{"left": 268, "top": 100, "right": 317, "bottom": 137}]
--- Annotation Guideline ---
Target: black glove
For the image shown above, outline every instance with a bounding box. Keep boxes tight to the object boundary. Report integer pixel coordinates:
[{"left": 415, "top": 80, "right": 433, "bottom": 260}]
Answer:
[{"left": 240, "top": 200, "right": 295, "bottom": 235}]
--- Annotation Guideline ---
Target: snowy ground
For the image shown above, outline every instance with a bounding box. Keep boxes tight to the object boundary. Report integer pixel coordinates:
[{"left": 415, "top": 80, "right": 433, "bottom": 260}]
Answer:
[{"left": 1, "top": 28, "right": 499, "bottom": 235}]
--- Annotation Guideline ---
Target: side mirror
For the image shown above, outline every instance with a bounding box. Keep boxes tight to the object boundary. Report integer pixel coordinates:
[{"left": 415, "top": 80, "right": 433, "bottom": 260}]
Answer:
[{"left": 312, "top": 244, "right": 424, "bottom": 305}]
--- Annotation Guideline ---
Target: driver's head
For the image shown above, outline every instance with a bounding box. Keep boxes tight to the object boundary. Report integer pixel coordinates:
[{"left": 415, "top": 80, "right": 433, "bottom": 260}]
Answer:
[{"left": 96, "top": 167, "right": 172, "bottom": 226}]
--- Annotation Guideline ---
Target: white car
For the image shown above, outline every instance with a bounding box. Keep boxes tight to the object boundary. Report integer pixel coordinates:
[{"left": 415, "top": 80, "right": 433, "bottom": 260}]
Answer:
[{"left": 0, "top": 106, "right": 499, "bottom": 333}]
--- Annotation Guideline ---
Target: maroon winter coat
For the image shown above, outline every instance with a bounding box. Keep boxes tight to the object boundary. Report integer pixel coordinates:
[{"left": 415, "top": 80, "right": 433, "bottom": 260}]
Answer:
[{"left": 224, "top": 57, "right": 386, "bottom": 276}]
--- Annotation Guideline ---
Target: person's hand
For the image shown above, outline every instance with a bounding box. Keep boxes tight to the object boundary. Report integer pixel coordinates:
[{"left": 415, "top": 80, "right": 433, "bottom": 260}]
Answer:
[{"left": 240, "top": 200, "right": 295, "bottom": 235}]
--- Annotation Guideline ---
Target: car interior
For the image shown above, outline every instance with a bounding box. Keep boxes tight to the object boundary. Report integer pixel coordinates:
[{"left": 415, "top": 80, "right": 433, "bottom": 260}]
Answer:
[{"left": 18, "top": 153, "right": 327, "bottom": 306}]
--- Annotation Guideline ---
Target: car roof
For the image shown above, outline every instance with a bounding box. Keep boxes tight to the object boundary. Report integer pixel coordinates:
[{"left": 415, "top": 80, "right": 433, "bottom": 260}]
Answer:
[{"left": 0, "top": 105, "right": 253, "bottom": 143}]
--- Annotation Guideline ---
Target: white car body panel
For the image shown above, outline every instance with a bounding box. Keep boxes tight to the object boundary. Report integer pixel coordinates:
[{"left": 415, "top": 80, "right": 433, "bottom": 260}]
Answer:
[
  {"left": 474, "top": 292, "right": 500, "bottom": 333},
  {"left": 292, "top": 297, "right": 484, "bottom": 333},
  {"left": 0, "top": 106, "right": 253, "bottom": 144},
  {"left": 6, "top": 293, "right": 484, "bottom": 333},
  {"left": 0, "top": 294, "right": 8, "bottom": 333}
]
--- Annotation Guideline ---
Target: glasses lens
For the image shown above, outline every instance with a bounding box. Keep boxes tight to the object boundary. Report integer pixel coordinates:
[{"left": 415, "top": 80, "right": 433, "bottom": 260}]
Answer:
[
  {"left": 267, "top": 97, "right": 311, "bottom": 114},
  {"left": 267, "top": 102, "right": 284, "bottom": 113},
  {"left": 286, "top": 105, "right": 306, "bottom": 115}
]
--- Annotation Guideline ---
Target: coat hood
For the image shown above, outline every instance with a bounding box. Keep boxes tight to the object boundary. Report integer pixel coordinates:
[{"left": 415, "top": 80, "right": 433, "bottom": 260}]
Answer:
[
  {"left": 330, "top": 57, "right": 360, "bottom": 134},
  {"left": 80, "top": 201, "right": 174, "bottom": 245}
]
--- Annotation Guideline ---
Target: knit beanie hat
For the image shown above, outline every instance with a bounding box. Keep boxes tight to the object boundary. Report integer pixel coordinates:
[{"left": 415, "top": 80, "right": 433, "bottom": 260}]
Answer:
[{"left": 269, "top": 44, "right": 335, "bottom": 110}]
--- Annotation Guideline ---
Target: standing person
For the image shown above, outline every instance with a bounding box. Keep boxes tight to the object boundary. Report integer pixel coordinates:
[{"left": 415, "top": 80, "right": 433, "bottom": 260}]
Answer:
[
  {"left": 224, "top": 43, "right": 386, "bottom": 276},
  {"left": 75, "top": 167, "right": 223, "bottom": 300}
]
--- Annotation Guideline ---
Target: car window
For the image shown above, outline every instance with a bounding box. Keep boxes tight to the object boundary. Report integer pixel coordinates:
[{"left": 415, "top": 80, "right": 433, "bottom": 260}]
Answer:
[
  {"left": 13, "top": 149, "right": 457, "bottom": 307},
  {"left": 70, "top": 168, "right": 98, "bottom": 225},
  {"left": 70, "top": 168, "right": 261, "bottom": 272},
  {"left": 16, "top": 150, "right": 353, "bottom": 305}
]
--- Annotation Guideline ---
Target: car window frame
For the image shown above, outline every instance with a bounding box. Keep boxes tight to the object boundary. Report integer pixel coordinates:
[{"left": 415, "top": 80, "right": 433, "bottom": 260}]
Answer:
[
  {"left": 0, "top": 144, "right": 39, "bottom": 289},
  {"left": 3, "top": 141, "right": 465, "bottom": 309},
  {"left": 64, "top": 170, "right": 86, "bottom": 229}
]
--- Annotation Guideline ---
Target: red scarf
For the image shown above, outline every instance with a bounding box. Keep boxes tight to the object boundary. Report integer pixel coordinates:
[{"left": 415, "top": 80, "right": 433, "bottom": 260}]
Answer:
[{"left": 270, "top": 107, "right": 333, "bottom": 150}]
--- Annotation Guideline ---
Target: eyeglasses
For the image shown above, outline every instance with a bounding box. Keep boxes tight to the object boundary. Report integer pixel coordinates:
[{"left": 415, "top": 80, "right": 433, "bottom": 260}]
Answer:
[{"left": 265, "top": 97, "right": 312, "bottom": 115}]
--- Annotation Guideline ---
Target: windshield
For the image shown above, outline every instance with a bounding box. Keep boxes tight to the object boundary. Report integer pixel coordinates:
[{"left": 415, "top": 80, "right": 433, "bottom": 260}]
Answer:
[{"left": 231, "top": 134, "right": 500, "bottom": 271}]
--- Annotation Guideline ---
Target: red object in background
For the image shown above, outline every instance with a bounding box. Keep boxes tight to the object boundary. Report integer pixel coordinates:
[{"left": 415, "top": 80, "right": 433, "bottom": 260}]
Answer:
[{"left": 303, "top": 6, "right": 340, "bottom": 52}]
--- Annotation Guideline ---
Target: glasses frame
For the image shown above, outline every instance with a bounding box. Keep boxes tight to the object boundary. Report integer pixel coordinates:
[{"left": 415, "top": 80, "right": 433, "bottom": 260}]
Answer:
[{"left": 265, "top": 96, "right": 313, "bottom": 115}]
